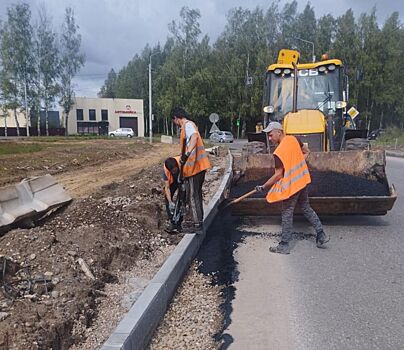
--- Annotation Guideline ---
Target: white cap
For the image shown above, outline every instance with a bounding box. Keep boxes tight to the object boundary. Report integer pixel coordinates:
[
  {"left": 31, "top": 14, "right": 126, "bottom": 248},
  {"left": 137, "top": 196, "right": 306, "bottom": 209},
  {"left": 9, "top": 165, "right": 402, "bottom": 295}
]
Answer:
[{"left": 262, "top": 121, "right": 283, "bottom": 133}]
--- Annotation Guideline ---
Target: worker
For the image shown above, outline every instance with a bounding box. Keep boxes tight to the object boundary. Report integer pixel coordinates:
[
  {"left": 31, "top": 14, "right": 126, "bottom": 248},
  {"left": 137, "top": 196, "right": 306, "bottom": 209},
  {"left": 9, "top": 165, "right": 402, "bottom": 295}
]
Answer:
[
  {"left": 255, "top": 121, "right": 329, "bottom": 254},
  {"left": 171, "top": 106, "right": 211, "bottom": 231},
  {"left": 162, "top": 156, "right": 183, "bottom": 233}
]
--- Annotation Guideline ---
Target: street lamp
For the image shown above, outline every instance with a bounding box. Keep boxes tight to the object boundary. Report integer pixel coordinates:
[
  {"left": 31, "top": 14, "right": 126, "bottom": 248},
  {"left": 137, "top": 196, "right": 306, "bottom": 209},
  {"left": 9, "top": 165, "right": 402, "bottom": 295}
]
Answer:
[
  {"left": 294, "top": 37, "right": 316, "bottom": 63},
  {"left": 149, "top": 51, "right": 160, "bottom": 143}
]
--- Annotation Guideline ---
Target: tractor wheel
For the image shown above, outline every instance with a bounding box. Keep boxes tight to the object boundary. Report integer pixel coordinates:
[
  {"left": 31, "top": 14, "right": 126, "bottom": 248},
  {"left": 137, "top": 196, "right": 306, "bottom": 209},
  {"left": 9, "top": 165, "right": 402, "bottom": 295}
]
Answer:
[{"left": 344, "top": 138, "right": 370, "bottom": 151}]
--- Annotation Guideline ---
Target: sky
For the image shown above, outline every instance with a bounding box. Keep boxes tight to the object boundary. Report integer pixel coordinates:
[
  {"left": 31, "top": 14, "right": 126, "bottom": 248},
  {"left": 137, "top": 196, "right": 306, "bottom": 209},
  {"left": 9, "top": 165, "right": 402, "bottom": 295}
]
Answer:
[{"left": 1, "top": 0, "right": 403, "bottom": 97}]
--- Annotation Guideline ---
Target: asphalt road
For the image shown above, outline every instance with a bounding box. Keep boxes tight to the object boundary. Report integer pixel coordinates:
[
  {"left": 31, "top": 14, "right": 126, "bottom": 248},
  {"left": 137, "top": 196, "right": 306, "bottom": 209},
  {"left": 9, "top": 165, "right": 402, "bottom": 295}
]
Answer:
[{"left": 222, "top": 156, "right": 404, "bottom": 350}]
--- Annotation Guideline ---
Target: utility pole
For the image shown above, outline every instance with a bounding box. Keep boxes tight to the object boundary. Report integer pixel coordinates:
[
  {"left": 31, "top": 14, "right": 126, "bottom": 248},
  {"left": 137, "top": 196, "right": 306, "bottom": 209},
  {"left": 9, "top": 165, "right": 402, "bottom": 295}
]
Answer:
[{"left": 148, "top": 51, "right": 160, "bottom": 143}]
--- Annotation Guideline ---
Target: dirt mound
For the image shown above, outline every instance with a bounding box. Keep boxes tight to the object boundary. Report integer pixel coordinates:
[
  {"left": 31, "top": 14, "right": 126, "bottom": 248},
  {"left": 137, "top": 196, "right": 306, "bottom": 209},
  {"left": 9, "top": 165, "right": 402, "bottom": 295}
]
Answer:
[
  {"left": 0, "top": 163, "right": 181, "bottom": 349},
  {"left": 0, "top": 144, "right": 228, "bottom": 349}
]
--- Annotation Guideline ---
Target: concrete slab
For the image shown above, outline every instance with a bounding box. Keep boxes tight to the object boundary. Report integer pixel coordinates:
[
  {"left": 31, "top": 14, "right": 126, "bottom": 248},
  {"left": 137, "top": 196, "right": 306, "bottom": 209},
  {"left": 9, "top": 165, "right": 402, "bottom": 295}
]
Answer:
[{"left": 0, "top": 174, "right": 72, "bottom": 231}]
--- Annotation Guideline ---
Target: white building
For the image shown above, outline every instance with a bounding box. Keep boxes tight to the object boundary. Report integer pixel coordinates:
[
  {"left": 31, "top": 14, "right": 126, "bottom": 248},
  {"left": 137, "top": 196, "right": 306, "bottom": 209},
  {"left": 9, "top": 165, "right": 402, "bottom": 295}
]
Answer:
[
  {"left": 67, "top": 97, "right": 144, "bottom": 137},
  {"left": 0, "top": 110, "right": 27, "bottom": 128}
]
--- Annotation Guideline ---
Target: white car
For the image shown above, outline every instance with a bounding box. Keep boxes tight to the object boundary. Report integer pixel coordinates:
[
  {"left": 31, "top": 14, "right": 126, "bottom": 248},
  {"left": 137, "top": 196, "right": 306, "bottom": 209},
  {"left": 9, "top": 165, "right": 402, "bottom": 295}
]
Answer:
[
  {"left": 109, "top": 128, "right": 134, "bottom": 138},
  {"left": 209, "top": 131, "right": 234, "bottom": 143}
]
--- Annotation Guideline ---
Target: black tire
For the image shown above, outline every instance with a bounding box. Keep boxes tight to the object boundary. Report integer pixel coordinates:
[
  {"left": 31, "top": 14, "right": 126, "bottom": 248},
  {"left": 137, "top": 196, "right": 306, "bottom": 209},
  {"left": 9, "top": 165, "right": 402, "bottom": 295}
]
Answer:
[
  {"left": 219, "top": 138, "right": 224, "bottom": 143},
  {"left": 109, "top": 134, "right": 115, "bottom": 137},
  {"left": 127, "top": 134, "right": 132, "bottom": 138},
  {"left": 345, "top": 138, "right": 370, "bottom": 151}
]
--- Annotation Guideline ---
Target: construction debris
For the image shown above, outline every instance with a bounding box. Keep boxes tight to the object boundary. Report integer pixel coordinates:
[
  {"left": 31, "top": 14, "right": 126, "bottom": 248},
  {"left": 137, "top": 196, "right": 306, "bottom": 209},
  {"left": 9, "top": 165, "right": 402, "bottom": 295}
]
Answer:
[{"left": 77, "top": 258, "right": 96, "bottom": 280}]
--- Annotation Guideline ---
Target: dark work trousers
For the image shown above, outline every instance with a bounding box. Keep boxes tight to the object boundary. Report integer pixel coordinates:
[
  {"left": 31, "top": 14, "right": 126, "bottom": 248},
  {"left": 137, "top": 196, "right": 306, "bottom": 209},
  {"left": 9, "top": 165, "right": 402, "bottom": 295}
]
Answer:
[
  {"left": 184, "top": 170, "right": 206, "bottom": 225},
  {"left": 281, "top": 186, "right": 323, "bottom": 243},
  {"left": 165, "top": 182, "right": 178, "bottom": 224}
]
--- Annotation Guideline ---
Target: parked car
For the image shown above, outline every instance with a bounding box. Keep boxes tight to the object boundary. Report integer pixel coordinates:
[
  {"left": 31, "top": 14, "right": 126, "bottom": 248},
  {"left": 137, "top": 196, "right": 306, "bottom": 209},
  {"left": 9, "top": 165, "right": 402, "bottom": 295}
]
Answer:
[
  {"left": 109, "top": 128, "right": 134, "bottom": 138},
  {"left": 209, "top": 131, "right": 234, "bottom": 143}
]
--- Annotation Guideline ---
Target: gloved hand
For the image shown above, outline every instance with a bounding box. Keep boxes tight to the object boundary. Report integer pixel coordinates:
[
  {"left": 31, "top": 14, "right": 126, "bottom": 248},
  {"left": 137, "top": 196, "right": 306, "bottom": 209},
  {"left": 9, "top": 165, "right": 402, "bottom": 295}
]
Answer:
[
  {"left": 180, "top": 152, "right": 190, "bottom": 165},
  {"left": 255, "top": 185, "right": 265, "bottom": 192},
  {"left": 168, "top": 201, "right": 176, "bottom": 214}
]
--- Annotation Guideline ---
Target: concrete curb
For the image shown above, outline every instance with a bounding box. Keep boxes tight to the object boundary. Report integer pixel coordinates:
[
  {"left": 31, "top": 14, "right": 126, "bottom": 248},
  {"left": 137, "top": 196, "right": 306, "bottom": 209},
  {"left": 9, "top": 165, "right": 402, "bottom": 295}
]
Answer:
[
  {"left": 386, "top": 151, "right": 404, "bottom": 159},
  {"left": 101, "top": 152, "right": 233, "bottom": 350}
]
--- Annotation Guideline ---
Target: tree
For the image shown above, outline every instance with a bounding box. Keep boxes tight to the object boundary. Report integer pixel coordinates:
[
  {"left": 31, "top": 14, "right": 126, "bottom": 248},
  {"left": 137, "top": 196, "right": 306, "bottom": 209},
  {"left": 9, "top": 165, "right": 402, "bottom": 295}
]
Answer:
[
  {"left": 381, "top": 13, "right": 402, "bottom": 126},
  {"left": 99, "top": 3, "right": 404, "bottom": 132},
  {"left": 98, "top": 68, "right": 117, "bottom": 98},
  {"left": 35, "top": 6, "right": 60, "bottom": 136},
  {"left": 168, "top": 6, "right": 201, "bottom": 81},
  {"left": 316, "top": 14, "right": 335, "bottom": 57},
  {"left": 294, "top": 3, "right": 317, "bottom": 62},
  {"left": 59, "top": 7, "right": 84, "bottom": 135},
  {"left": 0, "top": 4, "right": 35, "bottom": 136},
  {"left": 332, "top": 9, "right": 361, "bottom": 105}
]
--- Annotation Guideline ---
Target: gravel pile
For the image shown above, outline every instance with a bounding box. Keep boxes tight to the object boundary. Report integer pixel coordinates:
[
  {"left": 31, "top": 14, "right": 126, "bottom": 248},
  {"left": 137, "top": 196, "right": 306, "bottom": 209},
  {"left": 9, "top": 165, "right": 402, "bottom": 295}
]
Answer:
[
  {"left": 69, "top": 247, "right": 173, "bottom": 350},
  {"left": 230, "top": 171, "right": 389, "bottom": 198},
  {"left": 148, "top": 262, "right": 222, "bottom": 350}
]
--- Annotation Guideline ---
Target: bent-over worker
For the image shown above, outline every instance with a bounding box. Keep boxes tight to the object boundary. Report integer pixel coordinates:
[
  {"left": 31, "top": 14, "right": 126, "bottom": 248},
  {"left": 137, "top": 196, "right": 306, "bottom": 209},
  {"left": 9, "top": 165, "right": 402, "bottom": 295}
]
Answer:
[
  {"left": 162, "top": 156, "right": 183, "bottom": 233},
  {"left": 255, "top": 121, "right": 329, "bottom": 254},
  {"left": 171, "top": 106, "right": 211, "bottom": 231}
]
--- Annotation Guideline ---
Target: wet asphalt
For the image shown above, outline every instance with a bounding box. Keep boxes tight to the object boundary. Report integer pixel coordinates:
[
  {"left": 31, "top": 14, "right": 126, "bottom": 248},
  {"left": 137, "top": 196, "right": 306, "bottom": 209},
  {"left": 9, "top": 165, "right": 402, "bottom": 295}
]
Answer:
[
  {"left": 280, "top": 156, "right": 404, "bottom": 350},
  {"left": 200, "top": 156, "right": 404, "bottom": 350}
]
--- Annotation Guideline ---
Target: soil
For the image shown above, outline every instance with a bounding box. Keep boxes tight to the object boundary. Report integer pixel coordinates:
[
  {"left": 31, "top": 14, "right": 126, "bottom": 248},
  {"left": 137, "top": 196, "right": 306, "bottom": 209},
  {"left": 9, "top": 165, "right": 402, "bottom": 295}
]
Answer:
[
  {"left": 0, "top": 139, "right": 167, "bottom": 191},
  {"left": 0, "top": 139, "right": 227, "bottom": 350}
]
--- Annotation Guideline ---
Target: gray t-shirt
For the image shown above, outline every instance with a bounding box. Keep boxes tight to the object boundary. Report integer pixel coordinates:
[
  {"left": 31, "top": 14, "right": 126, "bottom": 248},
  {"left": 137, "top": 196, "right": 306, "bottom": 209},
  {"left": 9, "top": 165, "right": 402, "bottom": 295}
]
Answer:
[{"left": 184, "top": 121, "right": 196, "bottom": 145}]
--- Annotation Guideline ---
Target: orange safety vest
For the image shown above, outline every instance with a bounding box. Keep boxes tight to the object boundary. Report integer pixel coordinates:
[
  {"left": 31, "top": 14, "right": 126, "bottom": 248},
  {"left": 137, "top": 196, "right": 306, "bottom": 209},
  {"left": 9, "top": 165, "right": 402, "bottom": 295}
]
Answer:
[
  {"left": 180, "top": 121, "right": 211, "bottom": 178},
  {"left": 163, "top": 156, "right": 181, "bottom": 185},
  {"left": 266, "top": 135, "right": 311, "bottom": 203}
]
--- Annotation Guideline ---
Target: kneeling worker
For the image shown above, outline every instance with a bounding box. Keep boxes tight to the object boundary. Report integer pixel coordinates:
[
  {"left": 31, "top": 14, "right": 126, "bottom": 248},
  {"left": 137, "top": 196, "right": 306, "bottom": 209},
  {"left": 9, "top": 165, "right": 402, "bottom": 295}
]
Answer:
[
  {"left": 255, "top": 122, "right": 329, "bottom": 254},
  {"left": 162, "top": 156, "right": 183, "bottom": 233}
]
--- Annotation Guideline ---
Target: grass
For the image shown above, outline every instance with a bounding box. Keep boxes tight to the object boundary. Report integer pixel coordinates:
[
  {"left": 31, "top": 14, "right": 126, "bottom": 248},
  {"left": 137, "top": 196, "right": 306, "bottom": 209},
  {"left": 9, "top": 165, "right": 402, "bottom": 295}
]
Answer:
[
  {"left": 0, "top": 142, "right": 44, "bottom": 155},
  {"left": 374, "top": 127, "right": 404, "bottom": 149},
  {"left": 26, "top": 135, "right": 110, "bottom": 142}
]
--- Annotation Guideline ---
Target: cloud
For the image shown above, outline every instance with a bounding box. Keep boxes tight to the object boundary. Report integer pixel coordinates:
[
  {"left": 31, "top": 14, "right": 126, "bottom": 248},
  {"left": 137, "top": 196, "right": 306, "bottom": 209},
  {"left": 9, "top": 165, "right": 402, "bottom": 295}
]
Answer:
[{"left": 1, "top": 0, "right": 403, "bottom": 97}]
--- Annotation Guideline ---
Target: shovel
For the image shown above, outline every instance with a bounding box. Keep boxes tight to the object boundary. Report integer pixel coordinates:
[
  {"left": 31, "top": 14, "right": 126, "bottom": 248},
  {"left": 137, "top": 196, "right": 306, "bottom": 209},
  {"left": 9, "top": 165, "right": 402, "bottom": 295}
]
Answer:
[{"left": 222, "top": 188, "right": 257, "bottom": 210}]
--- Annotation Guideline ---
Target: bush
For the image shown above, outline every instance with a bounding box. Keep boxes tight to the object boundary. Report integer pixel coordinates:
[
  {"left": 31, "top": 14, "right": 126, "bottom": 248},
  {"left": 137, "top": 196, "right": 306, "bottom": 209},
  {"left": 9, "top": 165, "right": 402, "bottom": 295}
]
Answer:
[{"left": 375, "top": 127, "right": 404, "bottom": 148}]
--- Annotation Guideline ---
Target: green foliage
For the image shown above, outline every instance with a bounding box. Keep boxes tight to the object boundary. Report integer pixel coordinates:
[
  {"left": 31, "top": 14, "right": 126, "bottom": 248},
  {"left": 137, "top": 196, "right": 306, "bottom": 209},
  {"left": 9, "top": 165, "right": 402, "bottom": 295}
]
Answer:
[
  {"left": 374, "top": 127, "right": 404, "bottom": 147},
  {"left": 98, "top": 69, "right": 117, "bottom": 98},
  {"left": 35, "top": 6, "right": 60, "bottom": 136},
  {"left": 59, "top": 7, "right": 85, "bottom": 134},
  {"left": 0, "top": 3, "right": 35, "bottom": 135},
  {"left": 99, "top": 2, "right": 404, "bottom": 134},
  {"left": 0, "top": 3, "right": 85, "bottom": 137}
]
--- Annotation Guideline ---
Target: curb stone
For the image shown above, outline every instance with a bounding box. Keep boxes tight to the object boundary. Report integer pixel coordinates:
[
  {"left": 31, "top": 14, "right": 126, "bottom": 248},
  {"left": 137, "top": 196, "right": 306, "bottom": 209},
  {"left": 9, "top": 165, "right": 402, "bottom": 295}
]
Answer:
[
  {"left": 101, "top": 152, "right": 233, "bottom": 350},
  {"left": 386, "top": 151, "right": 404, "bottom": 159}
]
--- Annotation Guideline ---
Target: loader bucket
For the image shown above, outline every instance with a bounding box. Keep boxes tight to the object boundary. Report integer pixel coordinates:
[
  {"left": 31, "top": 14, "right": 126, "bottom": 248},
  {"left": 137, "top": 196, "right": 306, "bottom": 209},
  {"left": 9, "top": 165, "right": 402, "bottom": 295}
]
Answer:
[{"left": 230, "top": 150, "right": 397, "bottom": 216}]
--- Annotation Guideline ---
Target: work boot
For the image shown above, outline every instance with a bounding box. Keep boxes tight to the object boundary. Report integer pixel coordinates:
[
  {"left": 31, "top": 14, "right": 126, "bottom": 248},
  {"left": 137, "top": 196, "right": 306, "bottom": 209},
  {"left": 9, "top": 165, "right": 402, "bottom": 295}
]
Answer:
[
  {"left": 269, "top": 241, "right": 290, "bottom": 255},
  {"left": 316, "top": 230, "right": 330, "bottom": 248},
  {"left": 164, "top": 223, "right": 181, "bottom": 235}
]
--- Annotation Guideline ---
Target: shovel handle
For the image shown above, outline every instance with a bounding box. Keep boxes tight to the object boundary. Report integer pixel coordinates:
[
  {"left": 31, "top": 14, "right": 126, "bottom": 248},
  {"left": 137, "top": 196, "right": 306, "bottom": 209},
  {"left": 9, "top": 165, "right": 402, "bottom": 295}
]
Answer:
[{"left": 229, "top": 189, "right": 257, "bottom": 205}]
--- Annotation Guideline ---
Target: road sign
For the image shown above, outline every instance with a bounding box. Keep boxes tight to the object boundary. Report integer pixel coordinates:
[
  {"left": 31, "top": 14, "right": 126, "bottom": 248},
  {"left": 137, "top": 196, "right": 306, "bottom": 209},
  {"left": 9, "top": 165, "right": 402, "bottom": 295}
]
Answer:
[
  {"left": 347, "top": 107, "right": 359, "bottom": 119},
  {"left": 209, "top": 123, "right": 220, "bottom": 133},
  {"left": 209, "top": 113, "right": 219, "bottom": 123}
]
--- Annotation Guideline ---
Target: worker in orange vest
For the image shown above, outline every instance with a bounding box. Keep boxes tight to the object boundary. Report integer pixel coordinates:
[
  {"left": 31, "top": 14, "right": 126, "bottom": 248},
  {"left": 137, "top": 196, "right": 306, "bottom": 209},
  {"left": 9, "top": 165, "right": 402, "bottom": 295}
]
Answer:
[
  {"left": 255, "top": 122, "right": 329, "bottom": 254},
  {"left": 162, "top": 156, "right": 183, "bottom": 233},
  {"left": 171, "top": 107, "right": 211, "bottom": 231}
]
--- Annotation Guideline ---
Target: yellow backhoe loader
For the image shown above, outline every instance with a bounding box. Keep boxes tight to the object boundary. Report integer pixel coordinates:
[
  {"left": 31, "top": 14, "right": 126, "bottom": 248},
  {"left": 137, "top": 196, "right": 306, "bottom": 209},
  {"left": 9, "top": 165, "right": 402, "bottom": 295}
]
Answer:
[{"left": 231, "top": 49, "right": 397, "bottom": 216}]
